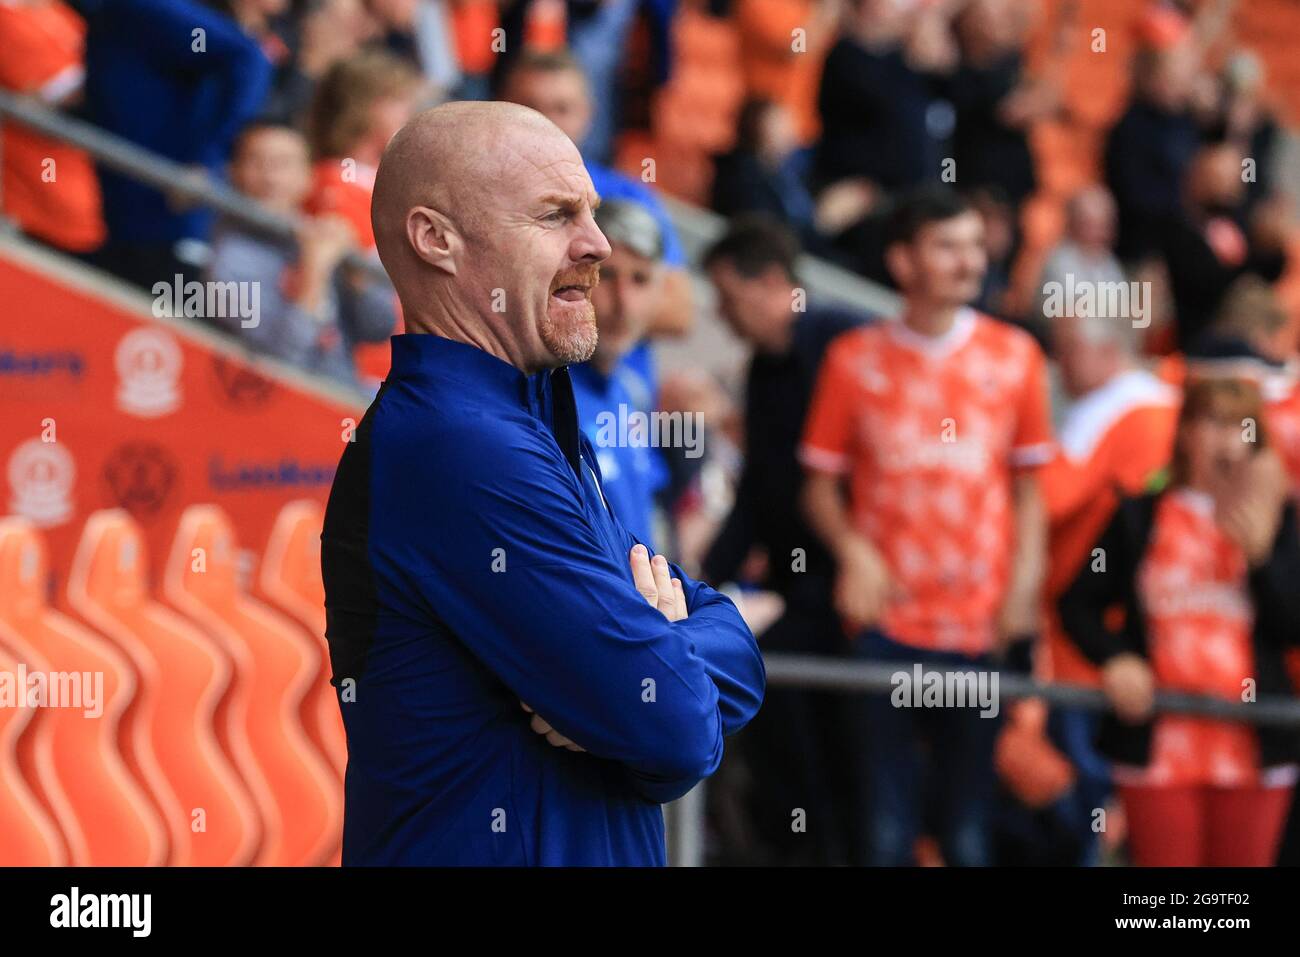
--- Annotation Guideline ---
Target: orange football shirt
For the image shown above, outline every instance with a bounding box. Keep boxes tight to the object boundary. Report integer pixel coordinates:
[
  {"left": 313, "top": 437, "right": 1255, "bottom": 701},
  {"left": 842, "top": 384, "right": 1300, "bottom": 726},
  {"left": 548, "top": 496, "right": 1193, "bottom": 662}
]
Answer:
[
  {"left": 800, "top": 309, "right": 1054, "bottom": 655},
  {"left": 1040, "top": 369, "right": 1180, "bottom": 685},
  {"left": 1117, "top": 490, "right": 1263, "bottom": 787}
]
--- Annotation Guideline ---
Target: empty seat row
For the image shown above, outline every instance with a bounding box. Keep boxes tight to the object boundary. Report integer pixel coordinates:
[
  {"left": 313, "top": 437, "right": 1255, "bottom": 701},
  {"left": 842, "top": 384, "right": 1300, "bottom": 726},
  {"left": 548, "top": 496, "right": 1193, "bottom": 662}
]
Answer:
[{"left": 0, "top": 501, "right": 345, "bottom": 866}]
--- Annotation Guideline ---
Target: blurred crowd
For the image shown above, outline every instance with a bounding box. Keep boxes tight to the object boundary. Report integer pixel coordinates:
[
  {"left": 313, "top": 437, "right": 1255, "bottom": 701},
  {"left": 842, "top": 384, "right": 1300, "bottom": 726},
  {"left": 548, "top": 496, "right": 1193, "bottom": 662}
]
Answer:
[{"left": 3, "top": 0, "right": 1300, "bottom": 866}]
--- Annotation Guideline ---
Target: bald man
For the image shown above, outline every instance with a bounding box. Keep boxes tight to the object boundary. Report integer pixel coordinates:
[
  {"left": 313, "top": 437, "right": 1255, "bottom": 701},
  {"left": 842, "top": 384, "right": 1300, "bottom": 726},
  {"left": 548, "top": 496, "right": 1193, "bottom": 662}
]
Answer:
[{"left": 320, "top": 101, "right": 764, "bottom": 866}]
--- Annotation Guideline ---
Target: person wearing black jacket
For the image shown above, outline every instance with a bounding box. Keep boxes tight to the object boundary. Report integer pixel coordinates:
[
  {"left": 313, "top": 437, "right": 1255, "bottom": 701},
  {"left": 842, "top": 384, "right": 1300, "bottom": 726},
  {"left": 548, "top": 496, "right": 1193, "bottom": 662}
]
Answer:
[
  {"left": 702, "top": 216, "right": 871, "bottom": 863},
  {"left": 1058, "top": 376, "right": 1300, "bottom": 866}
]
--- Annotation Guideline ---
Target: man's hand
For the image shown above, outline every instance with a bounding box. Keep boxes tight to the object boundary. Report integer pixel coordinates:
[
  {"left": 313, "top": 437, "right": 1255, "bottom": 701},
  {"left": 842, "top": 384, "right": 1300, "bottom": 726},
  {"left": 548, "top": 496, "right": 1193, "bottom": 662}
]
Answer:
[
  {"left": 519, "top": 701, "right": 585, "bottom": 751},
  {"left": 629, "top": 544, "right": 688, "bottom": 622},
  {"left": 1101, "top": 653, "right": 1156, "bottom": 724},
  {"left": 833, "top": 533, "right": 892, "bottom": 633}
]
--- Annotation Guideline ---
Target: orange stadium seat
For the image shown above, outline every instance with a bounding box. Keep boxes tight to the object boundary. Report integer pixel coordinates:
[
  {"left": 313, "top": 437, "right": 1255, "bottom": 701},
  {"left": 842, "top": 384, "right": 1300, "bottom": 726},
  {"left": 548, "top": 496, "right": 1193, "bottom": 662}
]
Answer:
[
  {"left": 65, "top": 509, "right": 261, "bottom": 866},
  {"left": 257, "top": 500, "right": 347, "bottom": 781},
  {"left": 0, "top": 518, "right": 167, "bottom": 866},
  {"left": 0, "top": 638, "right": 67, "bottom": 866},
  {"left": 162, "top": 505, "right": 341, "bottom": 867},
  {"left": 257, "top": 499, "right": 346, "bottom": 866}
]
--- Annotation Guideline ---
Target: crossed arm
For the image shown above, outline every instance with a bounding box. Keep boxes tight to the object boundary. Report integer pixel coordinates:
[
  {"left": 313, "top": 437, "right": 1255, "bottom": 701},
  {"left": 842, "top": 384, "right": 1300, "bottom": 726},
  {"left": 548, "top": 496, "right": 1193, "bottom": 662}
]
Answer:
[{"left": 384, "top": 423, "right": 765, "bottom": 803}]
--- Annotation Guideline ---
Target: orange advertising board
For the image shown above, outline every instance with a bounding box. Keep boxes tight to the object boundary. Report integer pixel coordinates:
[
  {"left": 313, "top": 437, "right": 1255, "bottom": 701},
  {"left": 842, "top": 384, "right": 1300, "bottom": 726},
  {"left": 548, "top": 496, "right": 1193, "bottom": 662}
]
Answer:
[{"left": 0, "top": 240, "right": 366, "bottom": 590}]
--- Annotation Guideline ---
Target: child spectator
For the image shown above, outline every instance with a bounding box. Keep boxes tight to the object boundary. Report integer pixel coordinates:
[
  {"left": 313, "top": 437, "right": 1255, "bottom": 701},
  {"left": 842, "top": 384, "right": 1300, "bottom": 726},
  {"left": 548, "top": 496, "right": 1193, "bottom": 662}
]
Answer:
[
  {"left": 305, "top": 49, "right": 425, "bottom": 384},
  {"left": 206, "top": 122, "right": 397, "bottom": 388}
]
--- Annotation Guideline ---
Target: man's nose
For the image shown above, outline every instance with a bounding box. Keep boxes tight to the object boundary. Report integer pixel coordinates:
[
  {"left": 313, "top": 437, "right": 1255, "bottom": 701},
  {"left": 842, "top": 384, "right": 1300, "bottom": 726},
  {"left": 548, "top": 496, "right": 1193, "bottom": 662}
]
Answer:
[{"left": 573, "top": 214, "right": 612, "bottom": 264}]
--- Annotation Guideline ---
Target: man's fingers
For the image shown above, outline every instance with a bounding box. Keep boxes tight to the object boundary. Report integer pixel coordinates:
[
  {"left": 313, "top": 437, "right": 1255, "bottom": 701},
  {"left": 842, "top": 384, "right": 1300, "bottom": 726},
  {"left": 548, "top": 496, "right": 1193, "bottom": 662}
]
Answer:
[
  {"left": 671, "top": 578, "right": 687, "bottom": 620},
  {"left": 546, "top": 729, "right": 579, "bottom": 749},
  {"left": 651, "top": 554, "right": 675, "bottom": 615},
  {"left": 519, "top": 700, "right": 533, "bottom": 713},
  {"left": 630, "top": 544, "right": 658, "bottom": 606},
  {"left": 530, "top": 713, "right": 553, "bottom": 735}
]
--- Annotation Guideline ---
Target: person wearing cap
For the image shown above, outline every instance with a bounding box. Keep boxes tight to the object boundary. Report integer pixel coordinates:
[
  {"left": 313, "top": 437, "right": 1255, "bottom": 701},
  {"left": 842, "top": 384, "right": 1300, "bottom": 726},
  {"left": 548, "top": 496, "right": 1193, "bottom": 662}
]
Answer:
[{"left": 569, "top": 200, "right": 671, "bottom": 549}]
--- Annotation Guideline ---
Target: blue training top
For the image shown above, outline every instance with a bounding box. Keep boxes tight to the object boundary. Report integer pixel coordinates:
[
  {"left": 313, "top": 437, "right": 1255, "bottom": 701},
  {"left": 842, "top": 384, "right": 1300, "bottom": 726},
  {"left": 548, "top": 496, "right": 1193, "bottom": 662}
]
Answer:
[{"left": 321, "top": 334, "right": 764, "bottom": 865}]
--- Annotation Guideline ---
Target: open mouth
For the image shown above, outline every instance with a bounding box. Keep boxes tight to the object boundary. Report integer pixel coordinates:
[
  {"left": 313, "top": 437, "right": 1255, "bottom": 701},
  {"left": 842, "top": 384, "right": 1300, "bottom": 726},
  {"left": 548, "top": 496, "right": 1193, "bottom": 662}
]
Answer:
[{"left": 550, "top": 284, "right": 590, "bottom": 303}]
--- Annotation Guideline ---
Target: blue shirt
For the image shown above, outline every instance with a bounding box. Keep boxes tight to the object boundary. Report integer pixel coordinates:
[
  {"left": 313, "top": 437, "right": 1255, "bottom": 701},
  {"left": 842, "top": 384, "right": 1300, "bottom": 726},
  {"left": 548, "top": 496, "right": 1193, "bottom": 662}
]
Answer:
[
  {"left": 321, "top": 334, "right": 764, "bottom": 865},
  {"left": 569, "top": 360, "right": 669, "bottom": 548}
]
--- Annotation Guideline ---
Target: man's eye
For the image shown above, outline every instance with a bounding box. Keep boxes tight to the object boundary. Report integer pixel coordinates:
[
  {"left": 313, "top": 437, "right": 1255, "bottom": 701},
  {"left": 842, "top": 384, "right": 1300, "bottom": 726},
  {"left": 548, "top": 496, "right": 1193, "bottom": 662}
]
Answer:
[{"left": 543, "top": 209, "right": 568, "bottom": 223}]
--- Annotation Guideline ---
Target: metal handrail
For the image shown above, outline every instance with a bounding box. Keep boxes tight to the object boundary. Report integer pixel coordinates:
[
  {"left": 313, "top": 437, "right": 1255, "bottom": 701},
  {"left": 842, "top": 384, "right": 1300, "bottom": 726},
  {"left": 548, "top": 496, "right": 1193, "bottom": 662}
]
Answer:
[
  {"left": 0, "top": 90, "right": 904, "bottom": 313},
  {"left": 763, "top": 653, "right": 1300, "bottom": 727},
  {"left": 0, "top": 89, "right": 390, "bottom": 283}
]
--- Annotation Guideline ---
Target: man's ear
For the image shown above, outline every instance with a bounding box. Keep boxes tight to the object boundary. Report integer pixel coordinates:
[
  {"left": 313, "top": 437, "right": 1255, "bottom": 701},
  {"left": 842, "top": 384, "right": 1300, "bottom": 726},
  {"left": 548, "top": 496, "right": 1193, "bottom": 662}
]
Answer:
[
  {"left": 407, "top": 205, "right": 460, "bottom": 275},
  {"left": 884, "top": 241, "right": 912, "bottom": 290}
]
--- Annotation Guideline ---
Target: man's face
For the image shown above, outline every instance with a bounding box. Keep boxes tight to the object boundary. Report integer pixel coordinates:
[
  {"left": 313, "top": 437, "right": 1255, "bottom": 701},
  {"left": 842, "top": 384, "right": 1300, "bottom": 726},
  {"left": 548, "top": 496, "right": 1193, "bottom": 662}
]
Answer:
[
  {"left": 501, "top": 68, "right": 593, "bottom": 146},
  {"left": 888, "top": 210, "right": 987, "bottom": 307},
  {"left": 1053, "top": 316, "right": 1115, "bottom": 398},
  {"left": 230, "top": 128, "right": 311, "bottom": 212},
  {"left": 1071, "top": 190, "right": 1116, "bottom": 249},
  {"left": 707, "top": 260, "right": 792, "bottom": 352},
  {"left": 458, "top": 129, "right": 611, "bottom": 371},
  {"left": 591, "top": 242, "right": 664, "bottom": 366}
]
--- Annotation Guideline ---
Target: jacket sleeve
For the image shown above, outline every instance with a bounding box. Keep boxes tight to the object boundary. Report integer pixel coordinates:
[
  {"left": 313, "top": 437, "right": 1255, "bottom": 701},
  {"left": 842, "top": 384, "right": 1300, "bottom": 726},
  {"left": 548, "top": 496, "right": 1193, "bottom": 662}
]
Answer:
[
  {"left": 1056, "top": 500, "right": 1144, "bottom": 667},
  {"left": 376, "top": 413, "right": 765, "bottom": 804},
  {"left": 112, "top": 0, "right": 272, "bottom": 164}
]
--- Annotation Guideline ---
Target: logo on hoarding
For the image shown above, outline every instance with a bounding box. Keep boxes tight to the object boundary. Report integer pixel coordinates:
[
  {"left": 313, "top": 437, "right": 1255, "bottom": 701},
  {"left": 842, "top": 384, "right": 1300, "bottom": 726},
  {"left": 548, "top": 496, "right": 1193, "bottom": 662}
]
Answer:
[
  {"left": 7, "top": 439, "right": 75, "bottom": 528},
  {"left": 103, "top": 443, "right": 179, "bottom": 519},
  {"left": 115, "top": 328, "right": 182, "bottom": 417},
  {"left": 210, "top": 355, "right": 275, "bottom": 410}
]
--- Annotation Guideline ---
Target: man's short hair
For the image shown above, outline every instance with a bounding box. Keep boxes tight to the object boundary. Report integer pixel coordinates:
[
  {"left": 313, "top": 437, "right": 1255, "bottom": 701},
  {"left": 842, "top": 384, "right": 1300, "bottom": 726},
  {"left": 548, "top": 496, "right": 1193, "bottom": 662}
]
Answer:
[
  {"left": 497, "top": 48, "right": 587, "bottom": 97},
  {"left": 1213, "top": 274, "right": 1288, "bottom": 339},
  {"left": 702, "top": 214, "right": 800, "bottom": 283},
  {"left": 595, "top": 200, "right": 664, "bottom": 262},
  {"left": 231, "top": 120, "right": 303, "bottom": 159},
  {"left": 884, "top": 186, "right": 976, "bottom": 248}
]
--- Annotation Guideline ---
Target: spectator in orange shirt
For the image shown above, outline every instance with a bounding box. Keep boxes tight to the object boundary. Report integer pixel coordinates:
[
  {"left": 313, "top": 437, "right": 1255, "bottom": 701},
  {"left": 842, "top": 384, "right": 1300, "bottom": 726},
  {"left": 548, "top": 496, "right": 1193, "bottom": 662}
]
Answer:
[
  {"left": 1043, "top": 313, "right": 1182, "bottom": 685},
  {"left": 1058, "top": 377, "right": 1300, "bottom": 866},
  {"left": 305, "top": 49, "right": 425, "bottom": 384},
  {"left": 800, "top": 187, "right": 1052, "bottom": 866},
  {"left": 1035, "top": 310, "right": 1180, "bottom": 865},
  {"left": 0, "top": 0, "right": 105, "bottom": 254}
]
